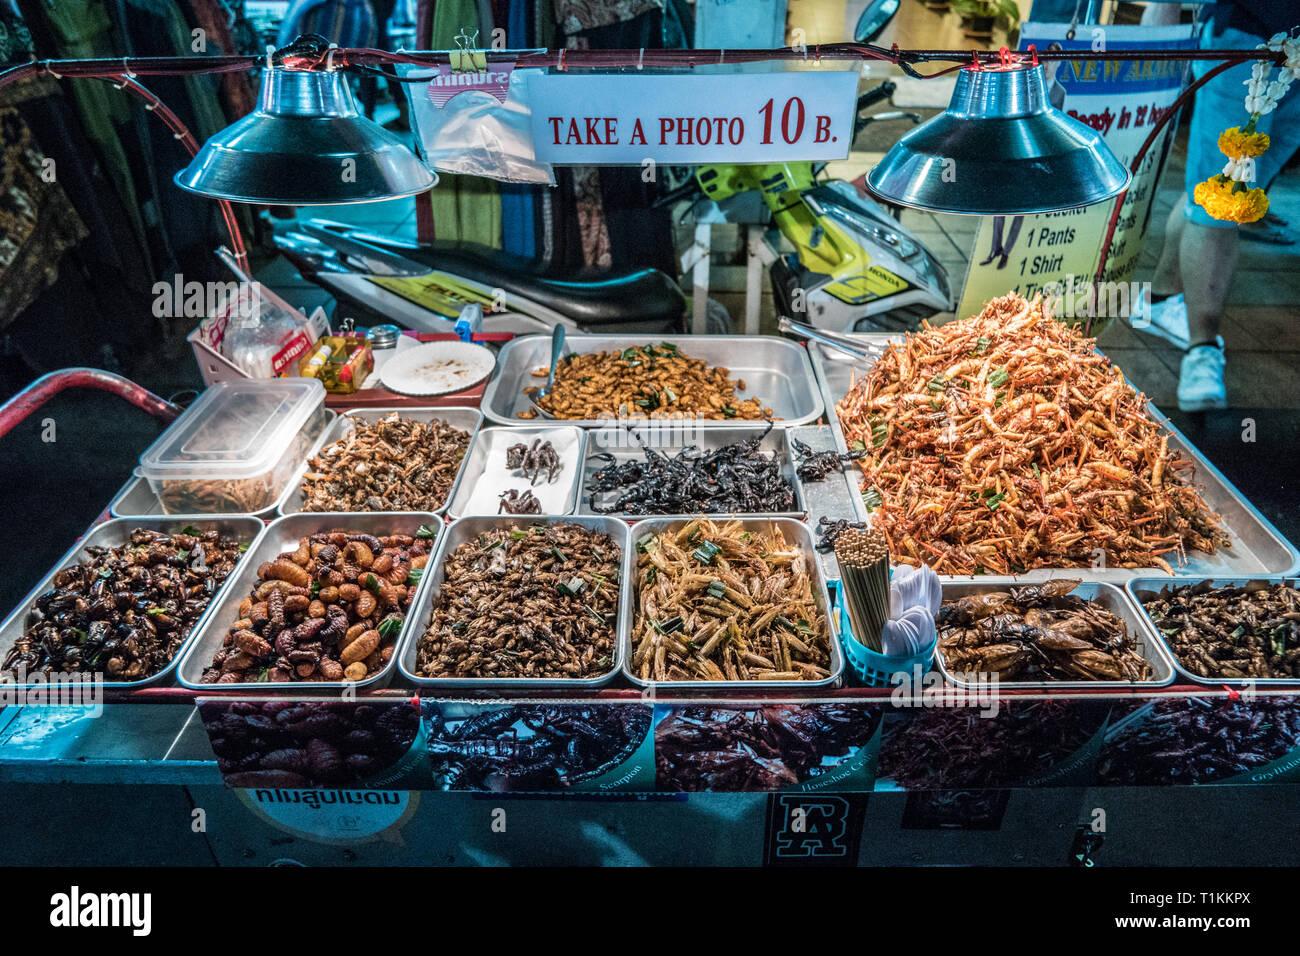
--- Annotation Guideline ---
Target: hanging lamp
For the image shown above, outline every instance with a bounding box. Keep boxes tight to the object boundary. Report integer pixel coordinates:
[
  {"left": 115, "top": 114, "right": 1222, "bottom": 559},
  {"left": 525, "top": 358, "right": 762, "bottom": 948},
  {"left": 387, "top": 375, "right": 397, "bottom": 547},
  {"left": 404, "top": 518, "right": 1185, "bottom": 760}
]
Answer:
[
  {"left": 175, "top": 65, "right": 436, "bottom": 204},
  {"left": 866, "top": 60, "right": 1130, "bottom": 215}
]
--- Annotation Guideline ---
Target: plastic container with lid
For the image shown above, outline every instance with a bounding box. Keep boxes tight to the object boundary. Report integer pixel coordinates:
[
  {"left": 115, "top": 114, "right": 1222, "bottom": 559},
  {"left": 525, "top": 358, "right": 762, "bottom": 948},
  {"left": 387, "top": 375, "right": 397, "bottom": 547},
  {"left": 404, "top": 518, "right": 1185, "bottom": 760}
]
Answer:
[{"left": 135, "top": 378, "right": 328, "bottom": 514}]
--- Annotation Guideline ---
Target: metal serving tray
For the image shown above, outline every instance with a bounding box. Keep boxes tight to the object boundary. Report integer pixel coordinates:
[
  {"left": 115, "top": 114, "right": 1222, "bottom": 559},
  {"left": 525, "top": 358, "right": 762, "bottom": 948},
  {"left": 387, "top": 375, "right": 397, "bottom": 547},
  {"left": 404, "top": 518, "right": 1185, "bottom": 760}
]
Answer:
[
  {"left": 176, "top": 512, "right": 440, "bottom": 692},
  {"left": 447, "top": 424, "right": 586, "bottom": 518},
  {"left": 620, "top": 516, "right": 844, "bottom": 691},
  {"left": 933, "top": 577, "right": 1176, "bottom": 690},
  {"left": 110, "top": 409, "right": 337, "bottom": 519},
  {"left": 276, "top": 406, "right": 482, "bottom": 517},
  {"left": 0, "top": 516, "right": 266, "bottom": 690},
  {"left": 480, "top": 333, "right": 825, "bottom": 428},
  {"left": 808, "top": 334, "right": 1300, "bottom": 581},
  {"left": 785, "top": 424, "right": 864, "bottom": 584},
  {"left": 575, "top": 424, "right": 807, "bottom": 520},
  {"left": 397, "top": 515, "right": 631, "bottom": 690},
  {"left": 1126, "top": 576, "right": 1300, "bottom": 687}
]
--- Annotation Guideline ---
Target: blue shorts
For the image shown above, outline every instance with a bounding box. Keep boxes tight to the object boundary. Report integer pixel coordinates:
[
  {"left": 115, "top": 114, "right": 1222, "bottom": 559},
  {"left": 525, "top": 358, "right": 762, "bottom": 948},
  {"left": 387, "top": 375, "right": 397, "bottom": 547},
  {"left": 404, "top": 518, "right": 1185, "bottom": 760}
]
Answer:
[{"left": 1184, "top": 25, "right": 1300, "bottom": 227}]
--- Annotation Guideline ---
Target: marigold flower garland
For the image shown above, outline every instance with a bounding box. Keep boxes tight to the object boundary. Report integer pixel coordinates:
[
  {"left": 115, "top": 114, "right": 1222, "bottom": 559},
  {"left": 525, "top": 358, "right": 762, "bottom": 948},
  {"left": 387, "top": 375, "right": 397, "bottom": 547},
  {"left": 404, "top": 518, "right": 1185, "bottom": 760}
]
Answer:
[{"left": 1195, "top": 31, "right": 1300, "bottom": 224}]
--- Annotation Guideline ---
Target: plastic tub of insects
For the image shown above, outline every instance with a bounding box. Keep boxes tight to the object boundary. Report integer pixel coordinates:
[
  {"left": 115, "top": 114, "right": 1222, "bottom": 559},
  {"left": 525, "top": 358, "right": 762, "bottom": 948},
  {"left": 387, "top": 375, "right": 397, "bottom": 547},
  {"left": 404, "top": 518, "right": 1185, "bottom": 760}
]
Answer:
[
  {"left": 446, "top": 425, "right": 586, "bottom": 518},
  {"left": 398, "top": 515, "right": 630, "bottom": 690},
  {"left": 135, "top": 379, "right": 329, "bottom": 515}
]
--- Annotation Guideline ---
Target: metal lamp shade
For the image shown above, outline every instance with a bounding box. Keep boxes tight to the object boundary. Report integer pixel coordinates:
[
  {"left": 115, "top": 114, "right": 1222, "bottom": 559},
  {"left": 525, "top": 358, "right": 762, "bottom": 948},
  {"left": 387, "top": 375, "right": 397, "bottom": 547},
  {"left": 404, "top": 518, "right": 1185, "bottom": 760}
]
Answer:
[
  {"left": 866, "top": 64, "right": 1130, "bottom": 215},
  {"left": 175, "top": 68, "right": 436, "bottom": 204}
]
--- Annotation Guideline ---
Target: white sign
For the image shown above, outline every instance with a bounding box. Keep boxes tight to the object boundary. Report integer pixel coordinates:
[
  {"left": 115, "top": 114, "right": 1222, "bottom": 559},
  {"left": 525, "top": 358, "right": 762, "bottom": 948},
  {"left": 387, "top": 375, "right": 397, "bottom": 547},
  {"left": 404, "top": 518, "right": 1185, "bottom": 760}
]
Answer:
[{"left": 529, "top": 71, "right": 860, "bottom": 165}]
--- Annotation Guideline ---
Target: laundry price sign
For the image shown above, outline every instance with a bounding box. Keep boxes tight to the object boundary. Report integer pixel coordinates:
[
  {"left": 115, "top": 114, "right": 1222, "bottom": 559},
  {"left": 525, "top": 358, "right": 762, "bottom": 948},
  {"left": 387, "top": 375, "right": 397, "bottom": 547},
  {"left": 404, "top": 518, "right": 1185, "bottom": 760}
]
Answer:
[{"left": 528, "top": 71, "right": 859, "bottom": 164}]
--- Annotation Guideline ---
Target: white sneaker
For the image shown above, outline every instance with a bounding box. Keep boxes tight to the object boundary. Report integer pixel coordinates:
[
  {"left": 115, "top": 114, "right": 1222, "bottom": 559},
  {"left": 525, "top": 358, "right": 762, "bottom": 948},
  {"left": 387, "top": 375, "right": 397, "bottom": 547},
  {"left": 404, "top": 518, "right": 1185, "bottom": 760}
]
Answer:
[
  {"left": 1131, "top": 292, "right": 1190, "bottom": 350},
  {"left": 1177, "top": 338, "right": 1227, "bottom": 412}
]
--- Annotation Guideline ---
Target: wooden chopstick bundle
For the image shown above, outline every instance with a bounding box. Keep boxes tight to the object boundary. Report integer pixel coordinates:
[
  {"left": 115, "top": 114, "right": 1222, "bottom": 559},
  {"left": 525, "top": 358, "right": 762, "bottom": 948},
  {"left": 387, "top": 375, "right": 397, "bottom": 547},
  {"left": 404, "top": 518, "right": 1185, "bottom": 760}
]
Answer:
[{"left": 834, "top": 528, "right": 891, "bottom": 653}]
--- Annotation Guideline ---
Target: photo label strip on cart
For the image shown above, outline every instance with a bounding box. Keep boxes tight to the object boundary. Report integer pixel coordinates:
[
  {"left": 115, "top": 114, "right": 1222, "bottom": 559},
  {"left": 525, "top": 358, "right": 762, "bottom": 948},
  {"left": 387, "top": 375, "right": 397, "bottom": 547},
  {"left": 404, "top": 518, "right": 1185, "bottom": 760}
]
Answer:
[{"left": 528, "top": 70, "right": 860, "bottom": 165}]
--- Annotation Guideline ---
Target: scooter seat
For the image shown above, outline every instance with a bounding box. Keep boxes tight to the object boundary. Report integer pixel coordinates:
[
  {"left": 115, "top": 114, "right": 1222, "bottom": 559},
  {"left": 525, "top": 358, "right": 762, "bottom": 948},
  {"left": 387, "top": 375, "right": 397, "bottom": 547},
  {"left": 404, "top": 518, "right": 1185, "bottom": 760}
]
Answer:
[{"left": 421, "top": 242, "right": 686, "bottom": 328}]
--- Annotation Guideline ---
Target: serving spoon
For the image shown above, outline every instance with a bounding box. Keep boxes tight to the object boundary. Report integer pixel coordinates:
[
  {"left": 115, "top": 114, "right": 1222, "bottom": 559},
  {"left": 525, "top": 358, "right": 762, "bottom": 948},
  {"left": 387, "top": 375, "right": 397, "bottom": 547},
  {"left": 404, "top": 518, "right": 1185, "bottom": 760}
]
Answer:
[{"left": 523, "top": 324, "right": 566, "bottom": 419}]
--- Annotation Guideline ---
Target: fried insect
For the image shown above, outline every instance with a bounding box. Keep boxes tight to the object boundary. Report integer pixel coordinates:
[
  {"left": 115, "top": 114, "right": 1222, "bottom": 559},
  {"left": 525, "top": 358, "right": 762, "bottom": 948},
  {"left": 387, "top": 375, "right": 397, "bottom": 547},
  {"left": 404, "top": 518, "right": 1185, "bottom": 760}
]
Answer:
[
  {"left": 791, "top": 437, "right": 865, "bottom": 482},
  {"left": 415, "top": 523, "right": 621, "bottom": 680},
  {"left": 937, "top": 579, "right": 1152, "bottom": 682},
  {"left": 835, "top": 292, "right": 1230, "bottom": 574},
  {"left": 814, "top": 516, "right": 868, "bottom": 553},
  {"left": 522, "top": 343, "right": 773, "bottom": 421},
  {"left": 655, "top": 704, "right": 880, "bottom": 791},
  {"left": 1139, "top": 580, "right": 1300, "bottom": 680},
  {"left": 4, "top": 528, "right": 244, "bottom": 681},
  {"left": 300, "top": 412, "right": 471, "bottom": 512},
  {"left": 506, "top": 438, "right": 562, "bottom": 485},
  {"left": 631, "top": 518, "right": 831, "bottom": 683},
  {"left": 1098, "top": 696, "right": 1300, "bottom": 785},
  {"left": 202, "top": 530, "right": 429, "bottom": 684},
  {"left": 498, "top": 488, "right": 542, "bottom": 514},
  {"left": 427, "top": 704, "right": 651, "bottom": 790},
  {"left": 203, "top": 700, "right": 420, "bottom": 788},
  {"left": 586, "top": 426, "right": 796, "bottom": 515}
]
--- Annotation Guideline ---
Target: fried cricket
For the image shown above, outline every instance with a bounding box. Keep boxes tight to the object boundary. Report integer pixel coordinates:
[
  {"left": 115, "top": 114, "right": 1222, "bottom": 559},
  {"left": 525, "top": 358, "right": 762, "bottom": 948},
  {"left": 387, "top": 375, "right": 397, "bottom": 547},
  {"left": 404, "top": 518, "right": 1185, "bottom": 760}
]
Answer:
[{"left": 835, "top": 293, "right": 1230, "bottom": 574}]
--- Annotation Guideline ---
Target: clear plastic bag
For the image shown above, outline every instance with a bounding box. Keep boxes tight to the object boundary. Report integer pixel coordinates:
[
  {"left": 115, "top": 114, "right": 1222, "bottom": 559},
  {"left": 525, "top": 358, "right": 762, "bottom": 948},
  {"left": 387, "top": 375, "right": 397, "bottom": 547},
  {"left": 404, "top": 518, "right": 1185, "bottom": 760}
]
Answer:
[{"left": 401, "top": 64, "right": 555, "bottom": 185}]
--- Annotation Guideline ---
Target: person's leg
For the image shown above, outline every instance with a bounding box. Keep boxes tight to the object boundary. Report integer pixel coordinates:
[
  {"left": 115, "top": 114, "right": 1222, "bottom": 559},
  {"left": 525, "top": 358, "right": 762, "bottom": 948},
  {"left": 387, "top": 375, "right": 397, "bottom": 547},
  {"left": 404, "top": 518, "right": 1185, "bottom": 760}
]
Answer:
[
  {"left": 1180, "top": 221, "right": 1238, "bottom": 348},
  {"left": 1151, "top": 200, "right": 1184, "bottom": 298}
]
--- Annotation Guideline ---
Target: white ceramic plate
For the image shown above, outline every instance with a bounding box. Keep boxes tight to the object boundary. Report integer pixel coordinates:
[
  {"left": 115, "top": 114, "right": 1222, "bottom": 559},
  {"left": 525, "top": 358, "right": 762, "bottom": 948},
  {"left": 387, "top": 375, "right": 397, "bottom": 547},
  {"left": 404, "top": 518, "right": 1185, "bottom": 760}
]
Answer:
[{"left": 379, "top": 341, "right": 496, "bottom": 397}]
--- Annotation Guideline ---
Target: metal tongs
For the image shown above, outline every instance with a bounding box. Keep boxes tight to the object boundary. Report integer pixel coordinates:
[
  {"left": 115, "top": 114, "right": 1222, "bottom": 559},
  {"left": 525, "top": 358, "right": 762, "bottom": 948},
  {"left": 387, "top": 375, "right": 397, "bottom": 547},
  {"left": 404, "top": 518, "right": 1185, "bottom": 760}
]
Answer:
[{"left": 778, "top": 317, "right": 885, "bottom": 364}]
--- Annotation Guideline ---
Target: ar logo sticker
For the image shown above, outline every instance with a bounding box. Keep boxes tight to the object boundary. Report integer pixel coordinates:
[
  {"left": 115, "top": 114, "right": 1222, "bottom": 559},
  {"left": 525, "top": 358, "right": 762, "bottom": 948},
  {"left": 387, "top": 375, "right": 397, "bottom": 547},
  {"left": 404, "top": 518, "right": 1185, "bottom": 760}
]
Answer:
[{"left": 764, "top": 794, "right": 865, "bottom": 864}]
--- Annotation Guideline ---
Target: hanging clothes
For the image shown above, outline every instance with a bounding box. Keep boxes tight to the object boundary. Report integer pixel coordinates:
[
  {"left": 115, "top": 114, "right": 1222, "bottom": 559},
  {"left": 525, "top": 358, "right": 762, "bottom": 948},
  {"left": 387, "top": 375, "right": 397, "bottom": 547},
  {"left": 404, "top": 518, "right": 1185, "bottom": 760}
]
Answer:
[
  {"left": 498, "top": 0, "right": 535, "bottom": 259},
  {"left": 552, "top": 0, "right": 662, "bottom": 36},
  {"left": 185, "top": 0, "right": 257, "bottom": 120},
  {"left": 18, "top": 0, "right": 150, "bottom": 263},
  {"left": 419, "top": 0, "right": 503, "bottom": 248},
  {"left": 554, "top": 1, "right": 678, "bottom": 276},
  {"left": 115, "top": 0, "right": 240, "bottom": 278},
  {"left": 0, "top": 99, "right": 89, "bottom": 327},
  {"left": 3, "top": 1, "right": 153, "bottom": 312}
]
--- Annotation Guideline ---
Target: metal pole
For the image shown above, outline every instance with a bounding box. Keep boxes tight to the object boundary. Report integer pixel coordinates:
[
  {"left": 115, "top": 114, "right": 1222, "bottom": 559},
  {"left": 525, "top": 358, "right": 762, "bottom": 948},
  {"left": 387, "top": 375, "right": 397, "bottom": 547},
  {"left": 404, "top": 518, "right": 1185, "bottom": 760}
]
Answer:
[{"left": 0, "top": 368, "right": 180, "bottom": 442}]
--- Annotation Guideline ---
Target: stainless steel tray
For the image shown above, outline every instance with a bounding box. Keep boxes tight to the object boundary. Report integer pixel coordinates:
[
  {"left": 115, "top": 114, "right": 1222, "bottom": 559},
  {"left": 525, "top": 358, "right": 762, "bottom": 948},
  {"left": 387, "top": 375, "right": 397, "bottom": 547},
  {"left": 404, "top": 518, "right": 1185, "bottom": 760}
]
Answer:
[
  {"left": 175, "top": 512, "right": 440, "bottom": 691},
  {"left": 620, "top": 516, "right": 843, "bottom": 691},
  {"left": 276, "top": 406, "right": 482, "bottom": 517},
  {"left": 808, "top": 333, "right": 1300, "bottom": 581},
  {"left": 480, "top": 333, "right": 825, "bottom": 428},
  {"left": 110, "top": 409, "right": 337, "bottom": 519},
  {"left": 1126, "top": 575, "right": 1300, "bottom": 687},
  {"left": 397, "top": 515, "right": 631, "bottom": 689},
  {"left": 785, "top": 424, "right": 864, "bottom": 584},
  {"left": 0, "top": 516, "right": 266, "bottom": 690},
  {"left": 934, "top": 577, "right": 1176, "bottom": 690},
  {"left": 575, "top": 424, "right": 807, "bottom": 520},
  {"left": 447, "top": 424, "right": 586, "bottom": 518}
]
